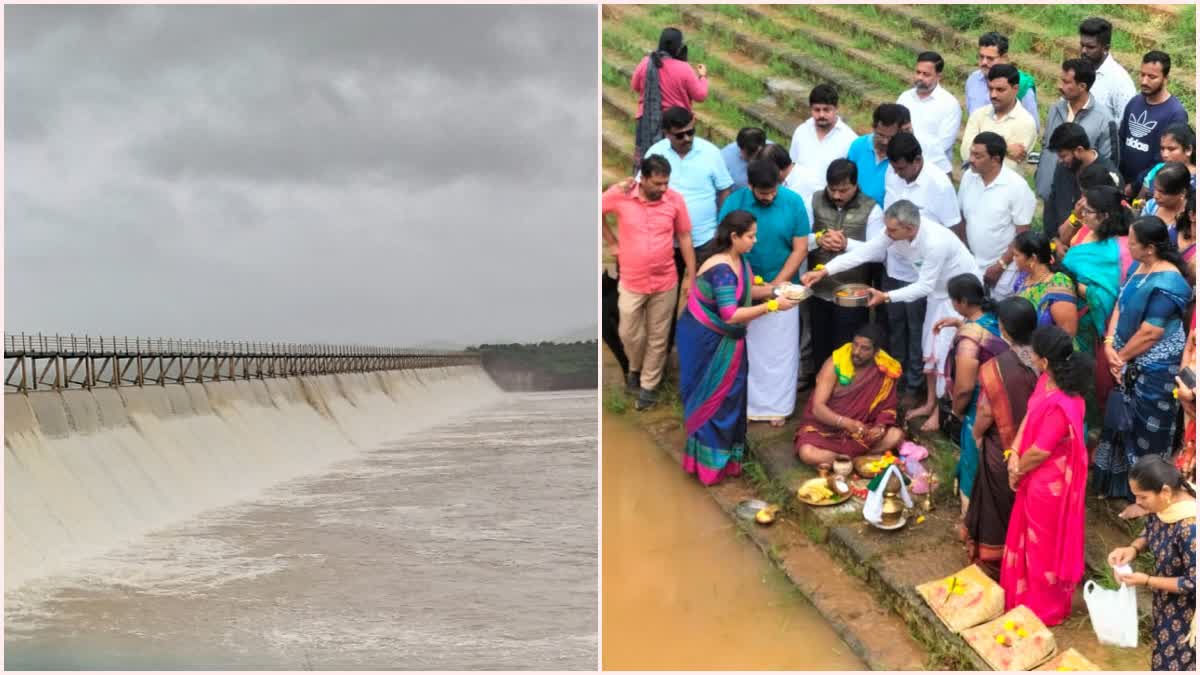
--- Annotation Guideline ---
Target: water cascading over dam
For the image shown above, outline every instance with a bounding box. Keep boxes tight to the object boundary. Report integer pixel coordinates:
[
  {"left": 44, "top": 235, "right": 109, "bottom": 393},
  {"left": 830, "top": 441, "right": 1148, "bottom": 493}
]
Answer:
[{"left": 5, "top": 360, "right": 504, "bottom": 593}]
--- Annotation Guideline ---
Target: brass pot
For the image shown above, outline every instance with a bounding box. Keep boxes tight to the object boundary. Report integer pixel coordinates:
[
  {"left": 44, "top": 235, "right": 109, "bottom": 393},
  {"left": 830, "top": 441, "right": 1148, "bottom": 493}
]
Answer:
[{"left": 880, "top": 493, "right": 904, "bottom": 526}]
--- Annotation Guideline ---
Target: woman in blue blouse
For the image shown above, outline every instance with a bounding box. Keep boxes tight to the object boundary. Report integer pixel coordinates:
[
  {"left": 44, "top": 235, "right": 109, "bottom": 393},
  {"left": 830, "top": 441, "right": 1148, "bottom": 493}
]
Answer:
[{"left": 1093, "top": 216, "right": 1193, "bottom": 503}]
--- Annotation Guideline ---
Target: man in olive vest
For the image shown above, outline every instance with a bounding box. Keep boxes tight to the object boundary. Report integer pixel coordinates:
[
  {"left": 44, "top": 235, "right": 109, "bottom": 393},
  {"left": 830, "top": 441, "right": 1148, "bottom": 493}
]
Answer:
[{"left": 806, "top": 158, "right": 885, "bottom": 369}]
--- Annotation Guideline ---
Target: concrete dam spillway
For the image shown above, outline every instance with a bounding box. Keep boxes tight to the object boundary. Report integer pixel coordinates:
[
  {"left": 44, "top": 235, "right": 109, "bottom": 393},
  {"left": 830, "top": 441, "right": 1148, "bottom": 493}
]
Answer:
[{"left": 4, "top": 365, "right": 505, "bottom": 593}]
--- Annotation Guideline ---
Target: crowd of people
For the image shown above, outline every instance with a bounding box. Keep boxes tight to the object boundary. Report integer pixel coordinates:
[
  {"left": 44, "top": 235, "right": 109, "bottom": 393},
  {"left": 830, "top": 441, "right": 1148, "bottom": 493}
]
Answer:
[{"left": 601, "top": 16, "right": 1194, "bottom": 668}]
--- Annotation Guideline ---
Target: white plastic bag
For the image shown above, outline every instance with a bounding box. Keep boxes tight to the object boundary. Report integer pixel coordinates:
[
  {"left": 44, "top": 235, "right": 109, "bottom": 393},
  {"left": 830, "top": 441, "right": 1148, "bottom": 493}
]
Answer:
[{"left": 1083, "top": 579, "right": 1138, "bottom": 648}]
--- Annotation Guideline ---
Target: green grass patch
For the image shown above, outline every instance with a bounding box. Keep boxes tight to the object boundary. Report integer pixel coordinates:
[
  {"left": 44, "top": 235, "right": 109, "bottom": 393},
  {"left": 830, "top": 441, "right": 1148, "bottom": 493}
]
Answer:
[{"left": 603, "top": 385, "right": 628, "bottom": 415}]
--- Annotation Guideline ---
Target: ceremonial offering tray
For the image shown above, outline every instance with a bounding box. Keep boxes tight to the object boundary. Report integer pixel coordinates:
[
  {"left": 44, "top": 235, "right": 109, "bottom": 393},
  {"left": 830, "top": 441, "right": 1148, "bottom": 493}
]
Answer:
[
  {"left": 866, "top": 513, "right": 907, "bottom": 530},
  {"left": 833, "top": 283, "right": 872, "bottom": 307},
  {"left": 795, "top": 478, "right": 851, "bottom": 507},
  {"left": 774, "top": 283, "right": 812, "bottom": 302},
  {"left": 853, "top": 454, "right": 897, "bottom": 479}
]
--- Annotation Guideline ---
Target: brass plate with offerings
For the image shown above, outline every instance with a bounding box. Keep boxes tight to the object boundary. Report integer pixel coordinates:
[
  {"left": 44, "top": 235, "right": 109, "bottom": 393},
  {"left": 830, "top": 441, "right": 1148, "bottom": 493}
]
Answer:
[{"left": 773, "top": 283, "right": 812, "bottom": 302}]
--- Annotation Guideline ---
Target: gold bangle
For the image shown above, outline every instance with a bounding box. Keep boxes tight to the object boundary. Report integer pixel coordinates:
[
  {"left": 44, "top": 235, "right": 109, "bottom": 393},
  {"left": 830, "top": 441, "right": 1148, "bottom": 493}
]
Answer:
[
  {"left": 766, "top": 298, "right": 779, "bottom": 313},
  {"left": 1104, "top": 336, "right": 1115, "bottom": 345}
]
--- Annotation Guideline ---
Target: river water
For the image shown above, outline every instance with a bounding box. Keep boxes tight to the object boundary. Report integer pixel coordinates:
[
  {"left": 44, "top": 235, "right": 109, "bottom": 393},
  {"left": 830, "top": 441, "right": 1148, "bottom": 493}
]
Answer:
[
  {"left": 5, "top": 390, "right": 597, "bottom": 670},
  {"left": 602, "top": 414, "right": 864, "bottom": 670}
]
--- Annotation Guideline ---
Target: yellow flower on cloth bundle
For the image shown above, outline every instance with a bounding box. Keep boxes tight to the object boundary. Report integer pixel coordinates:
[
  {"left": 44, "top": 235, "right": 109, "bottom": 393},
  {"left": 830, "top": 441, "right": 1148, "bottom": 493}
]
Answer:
[{"left": 753, "top": 275, "right": 764, "bottom": 285}]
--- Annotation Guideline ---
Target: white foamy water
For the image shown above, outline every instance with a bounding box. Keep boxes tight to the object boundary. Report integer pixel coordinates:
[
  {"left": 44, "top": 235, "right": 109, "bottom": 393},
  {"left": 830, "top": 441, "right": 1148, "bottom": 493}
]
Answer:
[{"left": 5, "top": 376, "right": 597, "bottom": 669}]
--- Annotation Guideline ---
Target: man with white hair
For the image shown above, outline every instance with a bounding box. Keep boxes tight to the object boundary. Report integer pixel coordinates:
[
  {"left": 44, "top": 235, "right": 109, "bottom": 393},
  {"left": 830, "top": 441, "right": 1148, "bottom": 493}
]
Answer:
[{"left": 801, "top": 200, "right": 979, "bottom": 432}]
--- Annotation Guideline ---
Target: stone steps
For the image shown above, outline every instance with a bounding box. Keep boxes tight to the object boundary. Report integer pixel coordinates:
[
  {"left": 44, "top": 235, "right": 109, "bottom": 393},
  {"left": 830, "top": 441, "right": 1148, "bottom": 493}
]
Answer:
[
  {"left": 601, "top": 62, "right": 738, "bottom": 148},
  {"left": 743, "top": 404, "right": 1154, "bottom": 671},
  {"left": 981, "top": 10, "right": 1194, "bottom": 99},
  {"left": 603, "top": 7, "right": 804, "bottom": 141}
]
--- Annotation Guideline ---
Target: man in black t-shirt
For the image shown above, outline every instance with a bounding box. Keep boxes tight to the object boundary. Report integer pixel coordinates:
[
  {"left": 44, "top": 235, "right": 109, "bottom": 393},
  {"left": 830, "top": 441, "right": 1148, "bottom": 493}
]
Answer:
[{"left": 1043, "top": 122, "right": 1120, "bottom": 238}]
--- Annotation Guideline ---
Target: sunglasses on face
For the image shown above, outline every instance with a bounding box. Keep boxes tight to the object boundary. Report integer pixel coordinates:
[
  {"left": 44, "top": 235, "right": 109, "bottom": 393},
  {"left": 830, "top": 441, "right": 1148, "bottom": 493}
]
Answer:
[{"left": 670, "top": 127, "right": 697, "bottom": 140}]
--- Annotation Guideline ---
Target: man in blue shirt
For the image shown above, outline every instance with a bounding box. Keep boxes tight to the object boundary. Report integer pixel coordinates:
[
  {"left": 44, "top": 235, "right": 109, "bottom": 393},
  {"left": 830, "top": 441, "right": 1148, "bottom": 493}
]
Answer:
[
  {"left": 720, "top": 127, "right": 769, "bottom": 191},
  {"left": 1117, "top": 50, "right": 1190, "bottom": 195},
  {"left": 719, "top": 160, "right": 810, "bottom": 425},
  {"left": 845, "top": 103, "right": 910, "bottom": 206},
  {"left": 642, "top": 106, "right": 735, "bottom": 252}
]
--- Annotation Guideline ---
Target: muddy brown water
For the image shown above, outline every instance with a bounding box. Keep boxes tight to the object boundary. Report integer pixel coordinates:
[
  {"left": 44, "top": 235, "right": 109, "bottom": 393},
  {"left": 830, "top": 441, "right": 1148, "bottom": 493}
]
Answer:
[{"left": 602, "top": 414, "right": 864, "bottom": 670}]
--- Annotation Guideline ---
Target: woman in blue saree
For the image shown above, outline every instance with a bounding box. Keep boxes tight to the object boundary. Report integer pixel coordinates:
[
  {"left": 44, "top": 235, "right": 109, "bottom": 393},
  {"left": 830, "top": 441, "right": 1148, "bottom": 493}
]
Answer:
[
  {"left": 1093, "top": 216, "right": 1194, "bottom": 502},
  {"left": 677, "top": 211, "right": 798, "bottom": 485}
]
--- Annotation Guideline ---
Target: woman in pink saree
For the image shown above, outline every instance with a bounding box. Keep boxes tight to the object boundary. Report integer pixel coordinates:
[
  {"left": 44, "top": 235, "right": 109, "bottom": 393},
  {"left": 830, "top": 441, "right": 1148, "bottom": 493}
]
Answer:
[{"left": 1001, "top": 325, "right": 1093, "bottom": 626}]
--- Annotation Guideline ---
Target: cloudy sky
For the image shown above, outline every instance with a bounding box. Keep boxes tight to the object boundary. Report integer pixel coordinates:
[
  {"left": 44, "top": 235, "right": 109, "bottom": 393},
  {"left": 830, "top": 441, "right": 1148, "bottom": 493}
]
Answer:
[{"left": 4, "top": 5, "right": 597, "bottom": 347}]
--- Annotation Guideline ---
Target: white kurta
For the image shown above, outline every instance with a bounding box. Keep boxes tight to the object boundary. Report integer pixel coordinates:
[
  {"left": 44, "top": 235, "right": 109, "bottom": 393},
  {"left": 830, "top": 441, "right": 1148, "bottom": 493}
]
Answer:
[
  {"left": 822, "top": 217, "right": 979, "bottom": 396},
  {"left": 746, "top": 307, "right": 800, "bottom": 419}
]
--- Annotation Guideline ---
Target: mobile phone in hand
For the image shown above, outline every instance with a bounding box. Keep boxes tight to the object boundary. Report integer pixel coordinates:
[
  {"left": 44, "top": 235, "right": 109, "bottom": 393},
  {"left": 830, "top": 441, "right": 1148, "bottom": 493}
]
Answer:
[{"left": 1180, "top": 366, "right": 1196, "bottom": 390}]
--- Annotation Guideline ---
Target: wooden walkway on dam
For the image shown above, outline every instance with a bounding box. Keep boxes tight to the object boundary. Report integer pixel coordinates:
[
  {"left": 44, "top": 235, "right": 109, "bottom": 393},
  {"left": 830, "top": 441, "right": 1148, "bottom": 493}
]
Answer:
[{"left": 4, "top": 333, "right": 479, "bottom": 393}]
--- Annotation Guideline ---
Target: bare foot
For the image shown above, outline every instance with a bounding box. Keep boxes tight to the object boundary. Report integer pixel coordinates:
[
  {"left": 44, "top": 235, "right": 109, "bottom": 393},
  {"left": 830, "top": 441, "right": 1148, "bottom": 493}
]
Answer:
[
  {"left": 905, "top": 402, "right": 934, "bottom": 422},
  {"left": 919, "top": 409, "right": 940, "bottom": 433},
  {"left": 1118, "top": 503, "right": 1148, "bottom": 519}
]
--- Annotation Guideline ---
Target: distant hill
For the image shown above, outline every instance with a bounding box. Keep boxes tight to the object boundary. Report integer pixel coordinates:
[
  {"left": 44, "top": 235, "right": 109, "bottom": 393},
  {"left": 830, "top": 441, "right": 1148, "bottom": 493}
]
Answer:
[{"left": 475, "top": 340, "right": 597, "bottom": 391}]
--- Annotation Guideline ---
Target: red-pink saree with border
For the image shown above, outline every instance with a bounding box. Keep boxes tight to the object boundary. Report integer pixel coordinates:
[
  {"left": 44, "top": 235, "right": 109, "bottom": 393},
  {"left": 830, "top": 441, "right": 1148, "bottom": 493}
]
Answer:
[{"left": 1000, "top": 374, "right": 1089, "bottom": 627}]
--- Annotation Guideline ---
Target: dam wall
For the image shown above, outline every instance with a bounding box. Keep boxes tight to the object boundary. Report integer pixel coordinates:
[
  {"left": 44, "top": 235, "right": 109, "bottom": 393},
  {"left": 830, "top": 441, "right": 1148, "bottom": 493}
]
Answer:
[{"left": 4, "top": 366, "right": 502, "bottom": 592}]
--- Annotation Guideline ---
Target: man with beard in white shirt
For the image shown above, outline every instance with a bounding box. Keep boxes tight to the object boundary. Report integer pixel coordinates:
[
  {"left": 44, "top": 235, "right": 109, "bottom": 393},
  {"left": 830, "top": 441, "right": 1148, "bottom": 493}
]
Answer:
[
  {"left": 958, "top": 131, "right": 1036, "bottom": 302},
  {"left": 898, "top": 51, "right": 962, "bottom": 176},
  {"left": 801, "top": 200, "right": 979, "bottom": 433},
  {"left": 1079, "top": 17, "right": 1137, "bottom": 126},
  {"left": 789, "top": 83, "right": 857, "bottom": 179}
]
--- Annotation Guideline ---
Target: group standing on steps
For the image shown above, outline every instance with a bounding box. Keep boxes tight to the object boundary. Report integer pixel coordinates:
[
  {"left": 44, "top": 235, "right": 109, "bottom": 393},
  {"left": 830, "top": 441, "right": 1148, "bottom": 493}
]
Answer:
[{"left": 602, "top": 14, "right": 1195, "bottom": 670}]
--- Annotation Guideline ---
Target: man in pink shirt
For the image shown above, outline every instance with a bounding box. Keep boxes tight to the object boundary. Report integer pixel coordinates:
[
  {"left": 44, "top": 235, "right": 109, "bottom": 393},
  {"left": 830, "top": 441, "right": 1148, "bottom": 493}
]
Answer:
[{"left": 602, "top": 155, "right": 696, "bottom": 410}]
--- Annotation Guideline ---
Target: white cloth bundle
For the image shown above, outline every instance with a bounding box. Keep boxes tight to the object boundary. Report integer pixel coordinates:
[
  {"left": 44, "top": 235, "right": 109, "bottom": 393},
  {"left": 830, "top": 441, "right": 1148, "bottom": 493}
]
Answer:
[{"left": 863, "top": 464, "right": 914, "bottom": 524}]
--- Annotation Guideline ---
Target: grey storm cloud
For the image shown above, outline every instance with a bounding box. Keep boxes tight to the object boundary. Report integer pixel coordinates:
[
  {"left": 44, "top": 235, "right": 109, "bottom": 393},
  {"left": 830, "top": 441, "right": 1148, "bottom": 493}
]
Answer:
[{"left": 5, "top": 5, "right": 599, "bottom": 347}]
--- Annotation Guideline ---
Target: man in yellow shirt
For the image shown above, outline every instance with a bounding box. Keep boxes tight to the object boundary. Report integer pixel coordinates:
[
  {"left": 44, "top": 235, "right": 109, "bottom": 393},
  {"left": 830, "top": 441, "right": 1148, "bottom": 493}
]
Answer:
[{"left": 961, "top": 64, "right": 1038, "bottom": 174}]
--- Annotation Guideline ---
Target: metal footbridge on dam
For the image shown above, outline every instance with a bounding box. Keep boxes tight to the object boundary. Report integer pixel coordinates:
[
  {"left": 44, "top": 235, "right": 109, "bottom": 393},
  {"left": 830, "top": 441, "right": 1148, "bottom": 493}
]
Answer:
[{"left": 4, "top": 333, "right": 480, "bottom": 393}]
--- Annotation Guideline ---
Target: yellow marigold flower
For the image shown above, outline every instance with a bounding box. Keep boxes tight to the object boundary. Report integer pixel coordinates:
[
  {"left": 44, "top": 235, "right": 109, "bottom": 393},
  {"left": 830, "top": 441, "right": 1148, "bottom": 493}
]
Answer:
[
  {"left": 754, "top": 275, "right": 764, "bottom": 285},
  {"left": 1050, "top": 241, "right": 1057, "bottom": 251},
  {"left": 1173, "top": 387, "right": 1180, "bottom": 399},
  {"left": 814, "top": 264, "right": 825, "bottom": 271},
  {"left": 1017, "top": 628, "right": 1029, "bottom": 638},
  {"left": 1068, "top": 213, "right": 1078, "bottom": 224},
  {"left": 916, "top": 515, "right": 926, "bottom": 524},
  {"left": 995, "top": 634, "right": 1007, "bottom": 645},
  {"left": 1003, "top": 619, "right": 1016, "bottom": 631},
  {"left": 814, "top": 230, "right": 825, "bottom": 239}
]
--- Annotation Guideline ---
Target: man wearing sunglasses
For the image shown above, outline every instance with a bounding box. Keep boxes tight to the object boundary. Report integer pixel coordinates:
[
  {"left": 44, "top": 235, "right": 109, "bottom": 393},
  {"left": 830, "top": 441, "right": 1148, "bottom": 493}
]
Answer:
[{"left": 642, "top": 106, "right": 735, "bottom": 368}]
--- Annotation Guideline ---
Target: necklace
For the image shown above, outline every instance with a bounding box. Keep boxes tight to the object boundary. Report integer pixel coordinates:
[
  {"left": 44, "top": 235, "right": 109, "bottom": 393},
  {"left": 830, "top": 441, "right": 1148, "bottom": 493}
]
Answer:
[{"left": 1024, "top": 267, "right": 1053, "bottom": 287}]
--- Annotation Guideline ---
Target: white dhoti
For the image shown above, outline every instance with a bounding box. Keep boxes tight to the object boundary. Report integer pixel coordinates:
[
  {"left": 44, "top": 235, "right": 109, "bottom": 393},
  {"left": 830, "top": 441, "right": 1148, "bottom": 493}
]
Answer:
[
  {"left": 746, "top": 307, "right": 800, "bottom": 419},
  {"left": 922, "top": 293, "right": 962, "bottom": 398}
]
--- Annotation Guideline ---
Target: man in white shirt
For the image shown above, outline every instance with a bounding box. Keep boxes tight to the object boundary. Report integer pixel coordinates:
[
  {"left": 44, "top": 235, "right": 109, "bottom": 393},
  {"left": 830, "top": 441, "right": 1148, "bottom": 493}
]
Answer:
[
  {"left": 1079, "top": 17, "right": 1137, "bottom": 124},
  {"left": 789, "top": 83, "right": 857, "bottom": 179},
  {"left": 882, "top": 132, "right": 961, "bottom": 404},
  {"left": 961, "top": 64, "right": 1038, "bottom": 174},
  {"left": 897, "top": 51, "right": 962, "bottom": 175},
  {"left": 801, "top": 199, "right": 979, "bottom": 432},
  {"left": 958, "top": 131, "right": 1036, "bottom": 301}
]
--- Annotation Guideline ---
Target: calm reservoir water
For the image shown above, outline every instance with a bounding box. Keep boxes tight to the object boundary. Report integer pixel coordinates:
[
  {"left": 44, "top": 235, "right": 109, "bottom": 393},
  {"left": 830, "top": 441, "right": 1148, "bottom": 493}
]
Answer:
[{"left": 6, "top": 390, "right": 597, "bottom": 670}]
